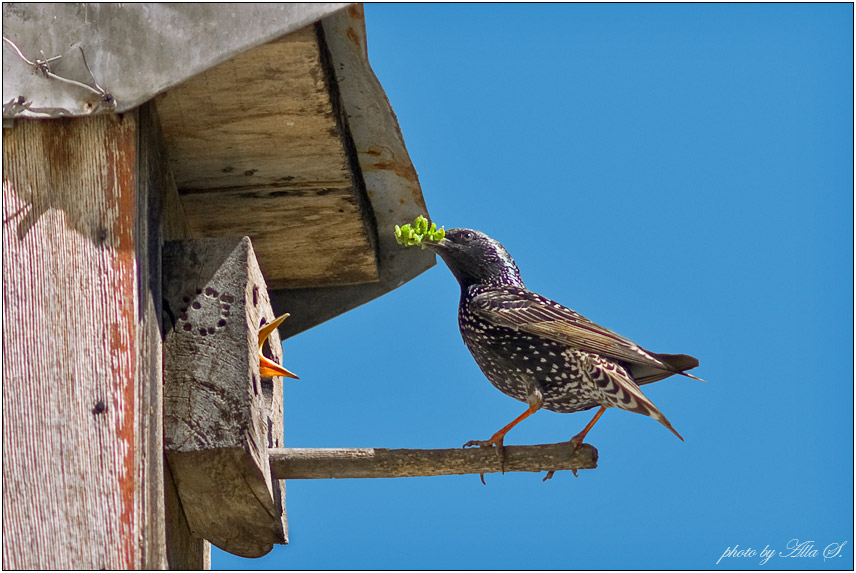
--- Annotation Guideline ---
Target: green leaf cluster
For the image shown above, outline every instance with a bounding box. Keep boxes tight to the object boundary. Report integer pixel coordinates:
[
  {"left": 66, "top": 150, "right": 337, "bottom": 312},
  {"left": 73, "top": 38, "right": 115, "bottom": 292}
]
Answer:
[{"left": 394, "top": 215, "right": 445, "bottom": 249}]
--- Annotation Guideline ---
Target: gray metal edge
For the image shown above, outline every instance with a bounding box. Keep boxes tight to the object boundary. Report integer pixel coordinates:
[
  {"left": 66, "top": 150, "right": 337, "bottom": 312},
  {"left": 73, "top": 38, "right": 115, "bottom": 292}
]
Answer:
[{"left": 2, "top": 3, "right": 350, "bottom": 118}]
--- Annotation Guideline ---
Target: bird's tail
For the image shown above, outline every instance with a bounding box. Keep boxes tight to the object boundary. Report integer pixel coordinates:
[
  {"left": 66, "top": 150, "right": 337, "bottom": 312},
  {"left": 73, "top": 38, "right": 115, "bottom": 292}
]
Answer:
[
  {"left": 620, "top": 381, "right": 684, "bottom": 442},
  {"left": 587, "top": 355, "right": 684, "bottom": 441},
  {"left": 654, "top": 410, "right": 684, "bottom": 441},
  {"left": 651, "top": 352, "right": 707, "bottom": 383}
]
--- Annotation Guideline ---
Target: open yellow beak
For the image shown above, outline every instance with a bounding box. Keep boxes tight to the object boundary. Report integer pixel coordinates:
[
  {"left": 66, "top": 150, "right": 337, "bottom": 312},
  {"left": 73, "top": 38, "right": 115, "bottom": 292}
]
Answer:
[{"left": 258, "top": 313, "right": 299, "bottom": 379}]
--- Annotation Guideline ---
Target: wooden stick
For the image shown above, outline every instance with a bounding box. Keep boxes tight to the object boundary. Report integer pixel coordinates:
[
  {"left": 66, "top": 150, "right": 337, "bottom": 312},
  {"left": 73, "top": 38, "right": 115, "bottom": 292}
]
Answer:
[{"left": 269, "top": 443, "right": 598, "bottom": 480}]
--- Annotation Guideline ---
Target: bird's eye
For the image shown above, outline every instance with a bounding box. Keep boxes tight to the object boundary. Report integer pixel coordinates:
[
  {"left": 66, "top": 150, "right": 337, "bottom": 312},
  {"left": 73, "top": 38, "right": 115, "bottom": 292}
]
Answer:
[{"left": 462, "top": 231, "right": 475, "bottom": 240}]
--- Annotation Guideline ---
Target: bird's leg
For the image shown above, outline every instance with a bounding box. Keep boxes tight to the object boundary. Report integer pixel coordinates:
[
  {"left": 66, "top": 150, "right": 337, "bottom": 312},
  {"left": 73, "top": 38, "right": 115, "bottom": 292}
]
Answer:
[
  {"left": 569, "top": 405, "right": 607, "bottom": 449},
  {"left": 464, "top": 385, "right": 543, "bottom": 478},
  {"left": 544, "top": 405, "right": 608, "bottom": 481},
  {"left": 543, "top": 405, "right": 608, "bottom": 482},
  {"left": 463, "top": 405, "right": 538, "bottom": 449},
  {"left": 463, "top": 405, "right": 536, "bottom": 482}
]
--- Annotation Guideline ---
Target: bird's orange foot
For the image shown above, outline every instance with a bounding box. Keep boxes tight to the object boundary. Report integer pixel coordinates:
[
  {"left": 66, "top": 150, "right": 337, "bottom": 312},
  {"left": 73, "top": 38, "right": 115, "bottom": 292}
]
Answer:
[{"left": 569, "top": 434, "right": 585, "bottom": 450}]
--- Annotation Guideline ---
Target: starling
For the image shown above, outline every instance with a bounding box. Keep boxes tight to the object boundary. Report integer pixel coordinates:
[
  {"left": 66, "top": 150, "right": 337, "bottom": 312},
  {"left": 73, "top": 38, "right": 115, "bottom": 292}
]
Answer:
[{"left": 424, "top": 228, "right": 701, "bottom": 477}]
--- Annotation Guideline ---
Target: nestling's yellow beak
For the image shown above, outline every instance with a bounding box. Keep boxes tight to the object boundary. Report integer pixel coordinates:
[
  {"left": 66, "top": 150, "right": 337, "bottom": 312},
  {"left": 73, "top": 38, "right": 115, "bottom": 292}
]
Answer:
[{"left": 258, "top": 313, "right": 299, "bottom": 379}]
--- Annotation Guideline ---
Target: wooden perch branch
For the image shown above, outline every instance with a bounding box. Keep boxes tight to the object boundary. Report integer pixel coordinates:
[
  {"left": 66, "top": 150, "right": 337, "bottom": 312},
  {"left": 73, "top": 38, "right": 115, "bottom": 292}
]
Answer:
[{"left": 269, "top": 443, "right": 598, "bottom": 480}]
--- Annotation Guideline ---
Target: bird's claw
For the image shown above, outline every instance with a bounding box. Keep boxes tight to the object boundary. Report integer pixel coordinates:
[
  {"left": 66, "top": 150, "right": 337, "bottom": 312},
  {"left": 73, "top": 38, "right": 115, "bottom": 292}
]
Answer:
[
  {"left": 542, "top": 436, "right": 585, "bottom": 482},
  {"left": 462, "top": 440, "right": 493, "bottom": 485},
  {"left": 462, "top": 439, "right": 493, "bottom": 449},
  {"left": 542, "top": 468, "right": 577, "bottom": 482},
  {"left": 463, "top": 436, "right": 507, "bottom": 480}
]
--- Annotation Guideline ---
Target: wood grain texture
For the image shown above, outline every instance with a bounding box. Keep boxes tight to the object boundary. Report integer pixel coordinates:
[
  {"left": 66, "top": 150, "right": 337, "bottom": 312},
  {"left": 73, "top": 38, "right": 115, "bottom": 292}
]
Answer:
[
  {"left": 157, "top": 24, "right": 378, "bottom": 289},
  {"left": 164, "top": 457, "right": 211, "bottom": 570},
  {"left": 138, "top": 101, "right": 209, "bottom": 569},
  {"left": 135, "top": 102, "right": 170, "bottom": 570},
  {"left": 269, "top": 6, "right": 439, "bottom": 339},
  {"left": 162, "top": 237, "right": 286, "bottom": 558},
  {"left": 2, "top": 113, "right": 142, "bottom": 568},
  {"left": 270, "top": 443, "right": 598, "bottom": 480}
]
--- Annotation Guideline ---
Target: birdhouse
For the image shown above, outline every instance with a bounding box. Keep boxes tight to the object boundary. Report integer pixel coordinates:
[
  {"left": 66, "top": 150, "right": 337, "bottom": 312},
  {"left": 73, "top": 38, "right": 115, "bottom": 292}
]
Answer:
[{"left": 2, "top": 4, "right": 597, "bottom": 569}]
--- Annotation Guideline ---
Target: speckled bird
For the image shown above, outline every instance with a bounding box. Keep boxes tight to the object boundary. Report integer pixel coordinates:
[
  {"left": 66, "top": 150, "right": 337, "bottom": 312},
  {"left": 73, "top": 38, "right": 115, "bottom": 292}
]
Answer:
[{"left": 425, "top": 228, "right": 702, "bottom": 466}]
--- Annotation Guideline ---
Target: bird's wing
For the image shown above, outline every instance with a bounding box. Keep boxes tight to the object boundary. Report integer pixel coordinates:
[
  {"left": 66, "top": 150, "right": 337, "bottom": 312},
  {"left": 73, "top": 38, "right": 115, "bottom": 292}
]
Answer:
[{"left": 469, "top": 287, "right": 678, "bottom": 373}]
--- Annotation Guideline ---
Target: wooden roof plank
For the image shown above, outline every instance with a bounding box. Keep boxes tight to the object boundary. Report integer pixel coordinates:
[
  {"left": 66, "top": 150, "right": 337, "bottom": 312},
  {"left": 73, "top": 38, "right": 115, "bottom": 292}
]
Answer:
[{"left": 157, "top": 24, "right": 379, "bottom": 289}]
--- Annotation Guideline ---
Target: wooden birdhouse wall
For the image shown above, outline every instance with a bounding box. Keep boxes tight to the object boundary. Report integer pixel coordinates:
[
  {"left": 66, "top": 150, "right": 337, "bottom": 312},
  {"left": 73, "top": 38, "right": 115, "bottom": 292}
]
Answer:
[
  {"left": 2, "top": 5, "right": 435, "bottom": 569},
  {"left": 2, "top": 104, "right": 194, "bottom": 568}
]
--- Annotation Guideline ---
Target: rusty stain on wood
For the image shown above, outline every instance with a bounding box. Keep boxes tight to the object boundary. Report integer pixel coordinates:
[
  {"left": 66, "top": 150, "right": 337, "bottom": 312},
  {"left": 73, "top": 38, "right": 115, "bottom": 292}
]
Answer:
[
  {"left": 107, "top": 113, "right": 139, "bottom": 566},
  {"left": 2, "top": 113, "right": 150, "bottom": 568},
  {"left": 363, "top": 158, "right": 419, "bottom": 184},
  {"left": 2, "top": 104, "right": 181, "bottom": 570}
]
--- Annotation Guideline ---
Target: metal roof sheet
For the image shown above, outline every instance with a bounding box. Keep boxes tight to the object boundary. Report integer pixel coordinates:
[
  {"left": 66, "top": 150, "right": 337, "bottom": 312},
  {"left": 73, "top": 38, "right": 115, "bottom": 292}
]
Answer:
[{"left": 2, "top": 3, "right": 349, "bottom": 118}]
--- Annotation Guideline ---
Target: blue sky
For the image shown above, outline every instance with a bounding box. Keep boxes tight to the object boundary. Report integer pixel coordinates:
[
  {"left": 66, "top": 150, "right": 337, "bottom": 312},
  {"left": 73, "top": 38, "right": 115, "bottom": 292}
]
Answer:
[{"left": 216, "top": 4, "right": 853, "bottom": 570}]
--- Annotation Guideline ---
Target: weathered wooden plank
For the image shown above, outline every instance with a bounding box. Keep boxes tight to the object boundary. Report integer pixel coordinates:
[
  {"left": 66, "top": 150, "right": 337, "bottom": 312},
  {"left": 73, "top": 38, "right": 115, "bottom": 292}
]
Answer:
[
  {"left": 177, "top": 186, "right": 377, "bottom": 289},
  {"left": 136, "top": 101, "right": 169, "bottom": 570},
  {"left": 164, "top": 459, "right": 211, "bottom": 570},
  {"left": 137, "top": 100, "right": 209, "bottom": 570},
  {"left": 2, "top": 113, "right": 144, "bottom": 568},
  {"left": 270, "top": 6, "right": 438, "bottom": 338},
  {"left": 157, "top": 24, "right": 378, "bottom": 289},
  {"left": 269, "top": 443, "right": 599, "bottom": 480},
  {"left": 162, "top": 237, "right": 287, "bottom": 559}
]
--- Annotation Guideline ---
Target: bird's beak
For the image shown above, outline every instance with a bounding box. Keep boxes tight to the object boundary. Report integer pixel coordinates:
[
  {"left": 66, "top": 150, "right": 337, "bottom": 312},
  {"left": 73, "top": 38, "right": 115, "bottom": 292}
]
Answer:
[
  {"left": 258, "top": 313, "right": 300, "bottom": 379},
  {"left": 260, "top": 354, "right": 300, "bottom": 379},
  {"left": 422, "top": 237, "right": 450, "bottom": 252}
]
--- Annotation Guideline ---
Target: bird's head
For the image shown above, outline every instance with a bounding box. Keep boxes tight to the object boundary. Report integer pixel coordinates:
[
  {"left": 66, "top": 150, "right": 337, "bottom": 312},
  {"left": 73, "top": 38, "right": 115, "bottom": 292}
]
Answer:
[{"left": 424, "top": 228, "right": 524, "bottom": 288}]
